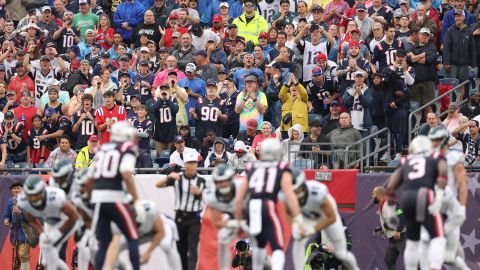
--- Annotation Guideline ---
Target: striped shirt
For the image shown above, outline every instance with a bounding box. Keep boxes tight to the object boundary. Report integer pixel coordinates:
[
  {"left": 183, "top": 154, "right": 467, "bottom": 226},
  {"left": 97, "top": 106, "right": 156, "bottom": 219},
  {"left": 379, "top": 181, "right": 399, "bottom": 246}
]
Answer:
[{"left": 167, "top": 173, "right": 206, "bottom": 213}]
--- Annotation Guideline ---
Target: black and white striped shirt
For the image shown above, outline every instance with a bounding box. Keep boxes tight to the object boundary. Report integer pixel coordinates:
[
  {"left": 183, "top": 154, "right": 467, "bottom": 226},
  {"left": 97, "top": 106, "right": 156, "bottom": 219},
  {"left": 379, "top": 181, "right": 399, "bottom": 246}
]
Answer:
[{"left": 167, "top": 173, "right": 206, "bottom": 213}]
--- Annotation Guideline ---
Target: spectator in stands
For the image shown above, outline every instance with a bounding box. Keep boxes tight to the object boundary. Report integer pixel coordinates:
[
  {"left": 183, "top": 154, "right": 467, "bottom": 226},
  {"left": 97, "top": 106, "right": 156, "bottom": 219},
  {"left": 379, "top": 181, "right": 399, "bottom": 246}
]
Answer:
[
  {"left": 44, "top": 135, "right": 77, "bottom": 168},
  {"left": 72, "top": 93, "right": 97, "bottom": 151},
  {"left": 342, "top": 71, "right": 373, "bottom": 137},
  {"left": 321, "top": 100, "right": 341, "bottom": 135},
  {"left": 251, "top": 121, "right": 276, "bottom": 159},
  {"left": 153, "top": 56, "right": 187, "bottom": 87},
  {"left": 73, "top": 0, "right": 99, "bottom": 38},
  {"left": 367, "top": 0, "right": 393, "bottom": 26},
  {"left": 95, "top": 90, "right": 127, "bottom": 144},
  {"left": 173, "top": 33, "right": 197, "bottom": 71},
  {"left": 411, "top": 4, "right": 438, "bottom": 36},
  {"left": 75, "top": 134, "right": 99, "bottom": 168},
  {"left": 419, "top": 112, "right": 446, "bottom": 135},
  {"left": 219, "top": 74, "right": 241, "bottom": 138},
  {"left": 407, "top": 27, "right": 438, "bottom": 115},
  {"left": 149, "top": 0, "right": 171, "bottom": 26},
  {"left": 199, "top": 129, "right": 217, "bottom": 159},
  {"left": 113, "top": 0, "right": 146, "bottom": 46},
  {"left": 329, "top": 112, "right": 362, "bottom": 168},
  {"left": 26, "top": 114, "right": 48, "bottom": 166},
  {"left": 68, "top": 85, "right": 87, "bottom": 116},
  {"left": 133, "top": 10, "right": 161, "bottom": 50},
  {"left": 178, "top": 123, "right": 201, "bottom": 151},
  {"left": 299, "top": 119, "right": 332, "bottom": 169},
  {"left": 442, "top": 102, "right": 464, "bottom": 133},
  {"left": 151, "top": 83, "right": 179, "bottom": 152},
  {"left": 279, "top": 73, "right": 309, "bottom": 139},
  {"left": 228, "top": 140, "right": 256, "bottom": 168},
  {"left": 235, "top": 75, "right": 268, "bottom": 132},
  {"left": 271, "top": 0, "right": 298, "bottom": 29},
  {"left": 205, "top": 137, "right": 231, "bottom": 167},
  {"left": 282, "top": 123, "right": 304, "bottom": 162},
  {"left": 132, "top": 104, "right": 154, "bottom": 168},
  {"left": 169, "top": 135, "right": 201, "bottom": 166},
  {"left": 1, "top": 111, "right": 26, "bottom": 167},
  {"left": 13, "top": 90, "right": 37, "bottom": 141},
  {"left": 460, "top": 91, "right": 480, "bottom": 119},
  {"left": 452, "top": 119, "right": 480, "bottom": 166},
  {"left": 38, "top": 87, "right": 68, "bottom": 117},
  {"left": 39, "top": 82, "right": 70, "bottom": 108},
  {"left": 2, "top": 90, "right": 19, "bottom": 114},
  {"left": 8, "top": 62, "right": 34, "bottom": 101},
  {"left": 65, "top": 59, "right": 92, "bottom": 96},
  {"left": 443, "top": 8, "right": 476, "bottom": 101},
  {"left": 193, "top": 50, "right": 218, "bottom": 82},
  {"left": 236, "top": 119, "right": 259, "bottom": 147},
  {"left": 41, "top": 107, "right": 73, "bottom": 150},
  {"left": 234, "top": 54, "right": 266, "bottom": 91},
  {"left": 441, "top": 0, "right": 475, "bottom": 42},
  {"left": 232, "top": 0, "right": 268, "bottom": 45},
  {"left": 179, "top": 63, "right": 206, "bottom": 124},
  {"left": 265, "top": 62, "right": 291, "bottom": 129}
]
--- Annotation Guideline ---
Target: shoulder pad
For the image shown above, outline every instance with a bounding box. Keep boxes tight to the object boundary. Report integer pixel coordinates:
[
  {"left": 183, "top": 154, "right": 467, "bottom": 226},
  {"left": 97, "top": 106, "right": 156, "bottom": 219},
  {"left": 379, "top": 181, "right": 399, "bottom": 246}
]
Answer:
[{"left": 120, "top": 141, "right": 138, "bottom": 153}]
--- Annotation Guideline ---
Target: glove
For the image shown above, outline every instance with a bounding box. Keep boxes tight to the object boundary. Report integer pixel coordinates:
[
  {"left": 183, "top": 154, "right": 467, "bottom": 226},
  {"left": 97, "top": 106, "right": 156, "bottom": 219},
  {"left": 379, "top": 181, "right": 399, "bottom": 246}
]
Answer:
[
  {"left": 225, "top": 219, "right": 240, "bottom": 228},
  {"left": 428, "top": 189, "right": 444, "bottom": 215},
  {"left": 46, "top": 228, "right": 62, "bottom": 244},
  {"left": 302, "top": 226, "right": 316, "bottom": 237},
  {"left": 291, "top": 222, "right": 302, "bottom": 240},
  {"left": 134, "top": 200, "right": 146, "bottom": 224}
]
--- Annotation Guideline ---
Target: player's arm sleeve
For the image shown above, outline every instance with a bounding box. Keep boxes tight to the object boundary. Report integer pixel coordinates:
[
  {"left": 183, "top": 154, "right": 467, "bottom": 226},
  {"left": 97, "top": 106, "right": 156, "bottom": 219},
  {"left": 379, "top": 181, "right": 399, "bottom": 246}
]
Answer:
[{"left": 119, "top": 152, "right": 137, "bottom": 174}]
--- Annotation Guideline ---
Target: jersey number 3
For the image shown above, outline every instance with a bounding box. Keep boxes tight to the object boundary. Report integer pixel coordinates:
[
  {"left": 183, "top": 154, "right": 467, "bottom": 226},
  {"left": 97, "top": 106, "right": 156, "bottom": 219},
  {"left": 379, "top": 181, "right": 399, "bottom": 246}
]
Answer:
[
  {"left": 249, "top": 167, "right": 278, "bottom": 193},
  {"left": 407, "top": 158, "right": 426, "bottom": 180}
]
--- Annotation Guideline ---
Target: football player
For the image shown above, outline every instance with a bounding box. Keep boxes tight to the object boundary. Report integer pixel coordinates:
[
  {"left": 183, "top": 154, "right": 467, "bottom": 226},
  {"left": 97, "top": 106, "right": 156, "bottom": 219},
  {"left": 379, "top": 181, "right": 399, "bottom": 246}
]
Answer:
[
  {"left": 87, "top": 121, "right": 144, "bottom": 270},
  {"left": 18, "top": 175, "right": 80, "bottom": 270},
  {"left": 386, "top": 136, "right": 448, "bottom": 270},
  {"left": 234, "top": 138, "right": 302, "bottom": 270},
  {"left": 50, "top": 159, "right": 77, "bottom": 198},
  {"left": 204, "top": 164, "right": 246, "bottom": 270},
  {"left": 287, "top": 169, "right": 360, "bottom": 270}
]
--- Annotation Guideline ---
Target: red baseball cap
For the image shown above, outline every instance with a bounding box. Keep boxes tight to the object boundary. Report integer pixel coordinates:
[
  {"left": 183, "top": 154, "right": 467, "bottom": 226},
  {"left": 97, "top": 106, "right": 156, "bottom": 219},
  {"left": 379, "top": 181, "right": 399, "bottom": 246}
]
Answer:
[
  {"left": 316, "top": 53, "right": 327, "bottom": 62},
  {"left": 349, "top": 40, "right": 360, "bottom": 48},
  {"left": 246, "top": 119, "right": 258, "bottom": 130},
  {"left": 169, "top": 13, "right": 178, "bottom": 19},
  {"left": 259, "top": 32, "right": 269, "bottom": 39},
  {"left": 70, "top": 59, "right": 80, "bottom": 69},
  {"left": 213, "top": 14, "right": 222, "bottom": 22},
  {"left": 89, "top": 135, "right": 99, "bottom": 142}
]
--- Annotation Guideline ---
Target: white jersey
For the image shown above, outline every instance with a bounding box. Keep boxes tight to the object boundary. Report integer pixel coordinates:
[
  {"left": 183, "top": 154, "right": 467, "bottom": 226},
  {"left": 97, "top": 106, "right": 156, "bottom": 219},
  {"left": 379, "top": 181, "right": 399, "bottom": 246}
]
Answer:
[
  {"left": 49, "top": 177, "right": 80, "bottom": 200},
  {"left": 301, "top": 40, "right": 328, "bottom": 82},
  {"left": 202, "top": 180, "right": 242, "bottom": 217},
  {"left": 433, "top": 149, "right": 464, "bottom": 198},
  {"left": 137, "top": 200, "right": 159, "bottom": 236},
  {"left": 31, "top": 67, "right": 60, "bottom": 102},
  {"left": 18, "top": 186, "right": 68, "bottom": 228},
  {"left": 72, "top": 192, "right": 93, "bottom": 218},
  {"left": 257, "top": 0, "right": 280, "bottom": 26}
]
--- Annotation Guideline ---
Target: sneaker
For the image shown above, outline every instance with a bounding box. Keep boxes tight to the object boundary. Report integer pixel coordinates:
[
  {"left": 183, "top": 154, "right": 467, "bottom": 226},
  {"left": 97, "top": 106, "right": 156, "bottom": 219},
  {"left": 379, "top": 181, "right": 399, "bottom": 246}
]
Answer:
[
  {"left": 393, "top": 153, "right": 402, "bottom": 160},
  {"left": 380, "top": 153, "right": 390, "bottom": 162}
]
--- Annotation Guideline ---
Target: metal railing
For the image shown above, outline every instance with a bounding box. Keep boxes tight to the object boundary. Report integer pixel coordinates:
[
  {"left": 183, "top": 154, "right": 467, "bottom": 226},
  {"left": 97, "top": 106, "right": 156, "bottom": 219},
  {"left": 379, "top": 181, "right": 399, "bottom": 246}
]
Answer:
[
  {"left": 345, "top": 127, "right": 391, "bottom": 171},
  {"left": 286, "top": 142, "right": 359, "bottom": 169},
  {"left": 408, "top": 80, "right": 470, "bottom": 143}
]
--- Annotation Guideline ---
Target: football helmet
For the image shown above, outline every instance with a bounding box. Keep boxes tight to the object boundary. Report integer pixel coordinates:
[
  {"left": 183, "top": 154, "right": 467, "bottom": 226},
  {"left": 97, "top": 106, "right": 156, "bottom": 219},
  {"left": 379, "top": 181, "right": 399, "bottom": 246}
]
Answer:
[
  {"left": 110, "top": 121, "right": 136, "bottom": 142},
  {"left": 409, "top": 135, "right": 432, "bottom": 155},
  {"left": 260, "top": 138, "right": 283, "bottom": 161},
  {"left": 52, "top": 159, "right": 75, "bottom": 191},
  {"left": 23, "top": 175, "right": 46, "bottom": 208}
]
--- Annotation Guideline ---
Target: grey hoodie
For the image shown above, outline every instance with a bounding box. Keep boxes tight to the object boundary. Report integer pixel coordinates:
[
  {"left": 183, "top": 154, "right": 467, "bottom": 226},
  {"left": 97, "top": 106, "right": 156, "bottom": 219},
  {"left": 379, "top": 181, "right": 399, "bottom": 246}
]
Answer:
[{"left": 282, "top": 124, "right": 305, "bottom": 162}]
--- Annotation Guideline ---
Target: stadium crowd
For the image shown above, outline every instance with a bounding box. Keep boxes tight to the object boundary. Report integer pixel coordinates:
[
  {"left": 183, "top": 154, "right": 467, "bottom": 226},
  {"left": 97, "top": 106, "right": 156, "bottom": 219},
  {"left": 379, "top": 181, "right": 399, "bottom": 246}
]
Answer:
[{"left": 0, "top": 0, "right": 479, "bottom": 170}]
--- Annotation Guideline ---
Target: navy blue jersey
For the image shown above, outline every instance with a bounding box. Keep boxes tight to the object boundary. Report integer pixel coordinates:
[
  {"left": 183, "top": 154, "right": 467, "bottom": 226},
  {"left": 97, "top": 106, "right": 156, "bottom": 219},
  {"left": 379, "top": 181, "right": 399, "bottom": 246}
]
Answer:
[
  {"left": 119, "top": 85, "right": 138, "bottom": 110},
  {"left": 373, "top": 39, "right": 404, "bottom": 71},
  {"left": 246, "top": 161, "right": 290, "bottom": 201},
  {"left": 338, "top": 57, "right": 371, "bottom": 93},
  {"left": 44, "top": 103, "right": 63, "bottom": 116},
  {"left": 27, "top": 126, "right": 48, "bottom": 150},
  {"left": 131, "top": 118, "right": 153, "bottom": 150},
  {"left": 194, "top": 97, "right": 225, "bottom": 140},
  {"left": 150, "top": 97, "right": 179, "bottom": 143},
  {"left": 306, "top": 77, "right": 339, "bottom": 116},
  {"left": 220, "top": 89, "right": 240, "bottom": 125},
  {"left": 132, "top": 73, "right": 155, "bottom": 103},
  {"left": 126, "top": 108, "right": 138, "bottom": 123},
  {"left": 367, "top": 6, "right": 393, "bottom": 24},
  {"left": 400, "top": 155, "right": 441, "bottom": 191},
  {"left": 71, "top": 108, "right": 97, "bottom": 150},
  {"left": 46, "top": 115, "right": 73, "bottom": 149},
  {"left": 91, "top": 141, "right": 138, "bottom": 191},
  {"left": 0, "top": 122, "right": 25, "bottom": 154}
]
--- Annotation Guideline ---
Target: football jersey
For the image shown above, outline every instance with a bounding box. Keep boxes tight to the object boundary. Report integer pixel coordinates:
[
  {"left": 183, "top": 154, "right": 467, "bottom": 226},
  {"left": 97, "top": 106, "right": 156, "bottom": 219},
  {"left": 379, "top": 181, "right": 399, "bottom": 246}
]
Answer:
[
  {"left": 72, "top": 191, "right": 94, "bottom": 218},
  {"left": 0, "top": 122, "right": 25, "bottom": 154},
  {"left": 72, "top": 108, "right": 97, "bottom": 150},
  {"left": 131, "top": 118, "right": 153, "bottom": 150},
  {"left": 46, "top": 115, "right": 73, "bottom": 149},
  {"left": 151, "top": 97, "right": 179, "bottom": 143},
  {"left": 120, "top": 85, "right": 138, "bottom": 110},
  {"left": 194, "top": 97, "right": 225, "bottom": 140},
  {"left": 27, "top": 126, "right": 48, "bottom": 150},
  {"left": 132, "top": 73, "right": 155, "bottom": 104},
  {"left": 56, "top": 28, "right": 81, "bottom": 54},
  {"left": 257, "top": 0, "right": 280, "bottom": 26},
  {"left": 373, "top": 39, "right": 404, "bottom": 71},
  {"left": 95, "top": 105, "right": 127, "bottom": 144},
  {"left": 18, "top": 186, "right": 68, "bottom": 227},
  {"left": 43, "top": 103, "right": 63, "bottom": 116},
  {"left": 400, "top": 155, "right": 441, "bottom": 191},
  {"left": 90, "top": 141, "right": 139, "bottom": 193},
  {"left": 137, "top": 200, "right": 159, "bottom": 235},
  {"left": 220, "top": 89, "right": 241, "bottom": 125},
  {"left": 337, "top": 57, "right": 371, "bottom": 93},
  {"left": 246, "top": 161, "right": 290, "bottom": 201},
  {"left": 203, "top": 179, "right": 241, "bottom": 217},
  {"left": 306, "top": 77, "right": 339, "bottom": 116},
  {"left": 433, "top": 149, "right": 465, "bottom": 198},
  {"left": 31, "top": 67, "right": 61, "bottom": 103},
  {"left": 298, "top": 40, "right": 328, "bottom": 82}
]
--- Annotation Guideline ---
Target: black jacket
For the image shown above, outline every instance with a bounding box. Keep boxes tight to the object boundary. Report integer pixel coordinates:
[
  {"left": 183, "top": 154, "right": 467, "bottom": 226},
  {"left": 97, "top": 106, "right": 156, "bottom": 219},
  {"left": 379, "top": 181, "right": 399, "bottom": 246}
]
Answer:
[
  {"left": 443, "top": 24, "right": 476, "bottom": 67},
  {"left": 407, "top": 42, "right": 438, "bottom": 83}
]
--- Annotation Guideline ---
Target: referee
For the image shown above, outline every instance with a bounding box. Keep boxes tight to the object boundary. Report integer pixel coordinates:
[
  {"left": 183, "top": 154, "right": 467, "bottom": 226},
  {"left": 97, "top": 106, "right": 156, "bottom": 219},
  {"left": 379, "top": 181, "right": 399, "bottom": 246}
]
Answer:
[
  {"left": 372, "top": 186, "right": 406, "bottom": 270},
  {"left": 156, "top": 151, "right": 206, "bottom": 270}
]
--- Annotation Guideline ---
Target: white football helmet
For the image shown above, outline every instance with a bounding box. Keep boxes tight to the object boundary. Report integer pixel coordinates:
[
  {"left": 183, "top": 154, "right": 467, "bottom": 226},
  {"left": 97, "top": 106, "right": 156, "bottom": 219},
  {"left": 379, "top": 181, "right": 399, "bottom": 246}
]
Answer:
[
  {"left": 260, "top": 138, "right": 283, "bottom": 161},
  {"left": 409, "top": 135, "right": 432, "bottom": 155},
  {"left": 110, "top": 121, "right": 136, "bottom": 142},
  {"left": 291, "top": 168, "right": 306, "bottom": 190}
]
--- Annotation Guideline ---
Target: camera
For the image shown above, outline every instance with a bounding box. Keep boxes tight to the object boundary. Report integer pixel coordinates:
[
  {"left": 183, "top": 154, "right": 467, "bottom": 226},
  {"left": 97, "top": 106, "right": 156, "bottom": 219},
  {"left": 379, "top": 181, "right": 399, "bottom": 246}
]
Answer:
[
  {"left": 306, "top": 244, "right": 334, "bottom": 269},
  {"left": 235, "top": 239, "right": 249, "bottom": 252},
  {"left": 233, "top": 240, "right": 251, "bottom": 268}
]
